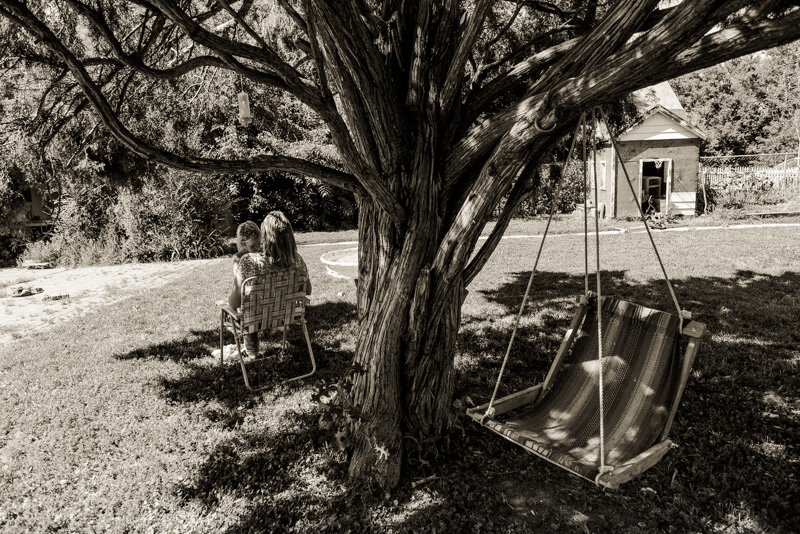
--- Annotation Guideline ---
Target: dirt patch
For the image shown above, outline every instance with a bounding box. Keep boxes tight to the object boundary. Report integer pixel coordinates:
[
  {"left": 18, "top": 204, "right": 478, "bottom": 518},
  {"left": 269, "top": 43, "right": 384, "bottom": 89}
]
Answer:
[{"left": 0, "top": 260, "right": 217, "bottom": 345}]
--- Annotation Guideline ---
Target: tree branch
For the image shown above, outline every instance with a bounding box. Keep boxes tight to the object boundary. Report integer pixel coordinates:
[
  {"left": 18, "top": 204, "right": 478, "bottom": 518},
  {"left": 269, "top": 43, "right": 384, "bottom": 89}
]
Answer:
[
  {"left": 505, "top": 0, "right": 576, "bottom": 20},
  {"left": 466, "top": 2, "right": 685, "bottom": 123},
  {"left": 61, "top": 0, "right": 289, "bottom": 87},
  {"left": 463, "top": 168, "right": 536, "bottom": 285},
  {"left": 440, "top": 0, "right": 493, "bottom": 113},
  {"left": 0, "top": 0, "right": 365, "bottom": 195},
  {"left": 214, "top": 0, "right": 271, "bottom": 51},
  {"left": 464, "top": 31, "right": 577, "bottom": 129},
  {"left": 304, "top": 1, "right": 408, "bottom": 229},
  {"left": 549, "top": 2, "right": 800, "bottom": 111},
  {"left": 304, "top": 3, "right": 406, "bottom": 225},
  {"left": 303, "top": 0, "right": 331, "bottom": 100},
  {"left": 134, "top": 0, "right": 324, "bottom": 110},
  {"left": 449, "top": 0, "right": 756, "bottom": 190},
  {"left": 405, "top": 3, "right": 424, "bottom": 108},
  {"left": 277, "top": 0, "right": 308, "bottom": 33},
  {"left": 483, "top": 1, "right": 524, "bottom": 55},
  {"left": 667, "top": 8, "right": 800, "bottom": 77},
  {"left": 430, "top": 119, "right": 561, "bottom": 326}
]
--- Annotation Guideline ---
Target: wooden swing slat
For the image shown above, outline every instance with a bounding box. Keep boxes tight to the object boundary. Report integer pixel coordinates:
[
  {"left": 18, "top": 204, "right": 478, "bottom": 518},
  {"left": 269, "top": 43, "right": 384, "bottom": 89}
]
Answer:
[
  {"left": 468, "top": 384, "right": 543, "bottom": 419},
  {"left": 661, "top": 320, "right": 705, "bottom": 441},
  {"left": 596, "top": 439, "right": 674, "bottom": 489}
]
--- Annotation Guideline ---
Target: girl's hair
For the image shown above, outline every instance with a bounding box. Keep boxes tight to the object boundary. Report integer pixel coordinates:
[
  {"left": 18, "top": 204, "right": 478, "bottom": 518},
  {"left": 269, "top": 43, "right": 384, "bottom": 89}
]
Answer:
[
  {"left": 235, "top": 221, "right": 261, "bottom": 253},
  {"left": 261, "top": 211, "right": 297, "bottom": 268}
]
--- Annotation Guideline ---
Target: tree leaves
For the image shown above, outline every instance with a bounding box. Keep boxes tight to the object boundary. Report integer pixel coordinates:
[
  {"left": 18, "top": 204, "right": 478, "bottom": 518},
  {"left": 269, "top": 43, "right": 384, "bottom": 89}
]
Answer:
[{"left": 674, "top": 42, "right": 800, "bottom": 156}]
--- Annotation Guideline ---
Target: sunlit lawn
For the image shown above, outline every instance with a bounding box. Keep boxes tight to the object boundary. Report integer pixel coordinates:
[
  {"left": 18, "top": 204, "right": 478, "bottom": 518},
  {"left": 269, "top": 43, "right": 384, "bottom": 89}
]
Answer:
[{"left": 1, "top": 220, "right": 798, "bottom": 532}]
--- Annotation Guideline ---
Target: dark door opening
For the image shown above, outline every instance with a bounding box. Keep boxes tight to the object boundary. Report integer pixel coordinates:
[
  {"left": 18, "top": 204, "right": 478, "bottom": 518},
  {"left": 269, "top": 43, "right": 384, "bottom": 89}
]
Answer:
[{"left": 641, "top": 161, "right": 667, "bottom": 214}]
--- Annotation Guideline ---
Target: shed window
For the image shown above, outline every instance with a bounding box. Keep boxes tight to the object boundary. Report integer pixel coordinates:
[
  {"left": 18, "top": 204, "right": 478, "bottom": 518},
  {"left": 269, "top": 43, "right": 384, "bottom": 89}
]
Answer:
[{"left": 589, "top": 161, "right": 607, "bottom": 191}]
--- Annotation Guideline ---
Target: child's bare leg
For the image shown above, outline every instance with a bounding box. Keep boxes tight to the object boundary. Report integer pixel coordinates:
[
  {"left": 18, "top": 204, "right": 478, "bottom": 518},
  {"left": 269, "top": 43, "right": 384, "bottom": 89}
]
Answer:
[
  {"left": 228, "top": 280, "right": 241, "bottom": 310},
  {"left": 244, "top": 333, "right": 259, "bottom": 356}
]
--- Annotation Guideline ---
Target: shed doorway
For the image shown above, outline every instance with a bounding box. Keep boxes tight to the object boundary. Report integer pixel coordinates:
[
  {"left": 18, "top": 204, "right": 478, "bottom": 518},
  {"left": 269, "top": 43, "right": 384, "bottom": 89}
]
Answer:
[{"left": 639, "top": 159, "right": 672, "bottom": 215}]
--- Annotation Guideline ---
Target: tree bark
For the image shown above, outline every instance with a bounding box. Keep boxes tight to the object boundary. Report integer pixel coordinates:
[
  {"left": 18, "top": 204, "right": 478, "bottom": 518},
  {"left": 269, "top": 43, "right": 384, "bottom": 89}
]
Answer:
[
  {"left": 348, "top": 216, "right": 467, "bottom": 487},
  {"left": 347, "top": 130, "right": 469, "bottom": 486}
]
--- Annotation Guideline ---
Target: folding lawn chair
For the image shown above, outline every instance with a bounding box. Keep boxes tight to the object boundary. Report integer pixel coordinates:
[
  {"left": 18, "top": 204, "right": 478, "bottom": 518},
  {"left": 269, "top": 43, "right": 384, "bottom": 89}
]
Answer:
[{"left": 218, "top": 266, "right": 316, "bottom": 389}]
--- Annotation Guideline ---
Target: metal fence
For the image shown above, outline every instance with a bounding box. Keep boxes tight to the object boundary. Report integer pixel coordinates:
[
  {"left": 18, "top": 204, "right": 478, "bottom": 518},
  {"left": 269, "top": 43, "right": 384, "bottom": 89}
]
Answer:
[
  {"left": 699, "top": 153, "right": 800, "bottom": 209},
  {"left": 700, "top": 153, "right": 800, "bottom": 190}
]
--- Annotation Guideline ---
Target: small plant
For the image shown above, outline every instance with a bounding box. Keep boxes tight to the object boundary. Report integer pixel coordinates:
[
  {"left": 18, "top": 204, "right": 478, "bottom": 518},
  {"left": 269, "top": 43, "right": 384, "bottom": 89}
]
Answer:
[
  {"left": 646, "top": 210, "right": 678, "bottom": 229},
  {"left": 312, "top": 362, "right": 367, "bottom": 452}
]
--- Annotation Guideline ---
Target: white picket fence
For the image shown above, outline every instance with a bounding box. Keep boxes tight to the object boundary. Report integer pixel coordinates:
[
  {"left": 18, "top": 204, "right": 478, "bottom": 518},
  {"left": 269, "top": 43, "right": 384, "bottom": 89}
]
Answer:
[{"left": 701, "top": 165, "right": 800, "bottom": 192}]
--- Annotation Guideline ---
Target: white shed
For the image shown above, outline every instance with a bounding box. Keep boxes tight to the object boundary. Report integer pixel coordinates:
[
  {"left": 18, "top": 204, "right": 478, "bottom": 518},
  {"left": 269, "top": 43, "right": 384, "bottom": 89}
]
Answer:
[{"left": 592, "top": 82, "right": 706, "bottom": 218}]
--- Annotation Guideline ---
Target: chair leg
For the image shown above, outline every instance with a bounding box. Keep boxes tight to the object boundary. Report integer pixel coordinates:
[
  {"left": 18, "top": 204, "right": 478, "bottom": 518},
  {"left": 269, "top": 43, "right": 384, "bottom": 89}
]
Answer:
[
  {"left": 281, "top": 325, "right": 288, "bottom": 351},
  {"left": 219, "top": 310, "right": 225, "bottom": 368},
  {"left": 286, "top": 319, "right": 316, "bottom": 382},
  {"left": 233, "top": 326, "right": 252, "bottom": 390}
]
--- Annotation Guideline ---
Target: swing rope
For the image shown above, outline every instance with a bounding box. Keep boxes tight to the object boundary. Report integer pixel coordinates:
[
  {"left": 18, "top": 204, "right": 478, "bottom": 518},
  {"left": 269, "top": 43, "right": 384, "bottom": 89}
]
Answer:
[
  {"left": 481, "top": 112, "right": 586, "bottom": 424},
  {"left": 479, "top": 106, "right": 691, "bottom": 488},
  {"left": 582, "top": 111, "right": 590, "bottom": 299},
  {"left": 590, "top": 108, "right": 612, "bottom": 483},
  {"left": 596, "top": 108, "right": 688, "bottom": 332}
]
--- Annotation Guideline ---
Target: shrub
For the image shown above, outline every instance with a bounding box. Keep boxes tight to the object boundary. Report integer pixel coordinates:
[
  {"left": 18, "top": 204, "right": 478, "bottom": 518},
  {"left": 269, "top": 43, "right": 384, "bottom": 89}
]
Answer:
[
  {"left": 110, "top": 173, "right": 228, "bottom": 262},
  {"left": 229, "top": 172, "right": 358, "bottom": 232},
  {"left": 20, "top": 171, "right": 229, "bottom": 266},
  {"left": 0, "top": 163, "right": 35, "bottom": 266},
  {"left": 494, "top": 163, "right": 584, "bottom": 219}
]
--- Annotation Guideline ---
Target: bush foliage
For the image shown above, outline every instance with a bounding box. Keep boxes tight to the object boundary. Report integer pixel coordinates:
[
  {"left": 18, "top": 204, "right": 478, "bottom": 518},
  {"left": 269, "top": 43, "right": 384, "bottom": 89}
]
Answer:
[{"left": 1, "top": 23, "right": 356, "bottom": 266}]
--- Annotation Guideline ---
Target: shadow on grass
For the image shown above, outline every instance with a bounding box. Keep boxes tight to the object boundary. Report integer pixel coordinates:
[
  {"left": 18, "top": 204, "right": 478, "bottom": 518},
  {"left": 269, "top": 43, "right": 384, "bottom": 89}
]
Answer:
[
  {"left": 116, "top": 328, "right": 220, "bottom": 362},
  {"left": 113, "top": 301, "right": 358, "bottom": 410},
  {"left": 446, "top": 268, "right": 800, "bottom": 531},
  {"left": 122, "top": 272, "right": 799, "bottom": 531},
  {"left": 176, "top": 411, "right": 339, "bottom": 506}
]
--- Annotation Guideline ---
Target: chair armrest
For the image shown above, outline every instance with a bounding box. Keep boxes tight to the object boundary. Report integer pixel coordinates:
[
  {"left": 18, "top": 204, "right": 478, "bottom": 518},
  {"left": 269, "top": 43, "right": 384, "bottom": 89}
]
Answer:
[{"left": 219, "top": 304, "right": 240, "bottom": 320}]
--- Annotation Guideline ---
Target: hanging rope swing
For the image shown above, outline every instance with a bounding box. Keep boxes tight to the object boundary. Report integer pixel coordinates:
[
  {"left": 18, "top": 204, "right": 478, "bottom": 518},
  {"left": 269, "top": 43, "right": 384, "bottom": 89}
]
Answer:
[{"left": 468, "top": 107, "right": 706, "bottom": 489}]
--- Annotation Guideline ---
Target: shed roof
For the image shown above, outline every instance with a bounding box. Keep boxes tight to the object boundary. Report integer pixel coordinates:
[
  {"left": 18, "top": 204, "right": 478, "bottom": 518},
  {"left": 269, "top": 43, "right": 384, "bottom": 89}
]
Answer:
[
  {"left": 617, "top": 82, "right": 706, "bottom": 141},
  {"left": 629, "top": 82, "right": 688, "bottom": 121}
]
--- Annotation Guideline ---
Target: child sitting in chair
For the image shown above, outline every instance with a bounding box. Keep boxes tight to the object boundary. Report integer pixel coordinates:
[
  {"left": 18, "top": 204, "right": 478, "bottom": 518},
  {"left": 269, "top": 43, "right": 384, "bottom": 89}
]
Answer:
[
  {"left": 229, "top": 211, "right": 311, "bottom": 357},
  {"left": 217, "top": 221, "right": 260, "bottom": 307},
  {"left": 234, "top": 220, "right": 261, "bottom": 262}
]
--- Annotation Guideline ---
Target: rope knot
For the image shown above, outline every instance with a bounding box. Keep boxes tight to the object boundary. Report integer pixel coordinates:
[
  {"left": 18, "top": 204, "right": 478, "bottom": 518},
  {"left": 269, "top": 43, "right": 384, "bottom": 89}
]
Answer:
[
  {"left": 480, "top": 407, "right": 496, "bottom": 424},
  {"left": 594, "top": 465, "right": 614, "bottom": 486}
]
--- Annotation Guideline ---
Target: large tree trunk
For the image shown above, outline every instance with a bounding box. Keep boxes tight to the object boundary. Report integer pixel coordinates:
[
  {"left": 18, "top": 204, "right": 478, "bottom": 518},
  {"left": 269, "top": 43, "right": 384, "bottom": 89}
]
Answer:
[
  {"left": 347, "top": 143, "right": 469, "bottom": 487},
  {"left": 348, "top": 244, "right": 466, "bottom": 488}
]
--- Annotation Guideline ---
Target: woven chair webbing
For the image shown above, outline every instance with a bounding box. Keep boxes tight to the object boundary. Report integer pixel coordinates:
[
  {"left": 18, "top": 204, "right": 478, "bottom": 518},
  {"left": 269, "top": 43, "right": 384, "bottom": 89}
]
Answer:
[{"left": 241, "top": 268, "right": 308, "bottom": 334}]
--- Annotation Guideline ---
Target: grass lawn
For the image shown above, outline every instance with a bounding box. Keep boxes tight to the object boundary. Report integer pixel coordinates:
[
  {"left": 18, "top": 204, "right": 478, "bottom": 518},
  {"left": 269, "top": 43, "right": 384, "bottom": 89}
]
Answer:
[
  {"left": 1, "top": 221, "right": 798, "bottom": 532},
  {"left": 295, "top": 209, "right": 800, "bottom": 248}
]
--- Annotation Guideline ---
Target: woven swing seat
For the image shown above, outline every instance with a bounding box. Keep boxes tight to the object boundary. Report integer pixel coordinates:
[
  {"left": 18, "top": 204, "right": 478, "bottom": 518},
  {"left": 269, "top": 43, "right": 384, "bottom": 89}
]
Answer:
[{"left": 468, "top": 295, "right": 705, "bottom": 488}]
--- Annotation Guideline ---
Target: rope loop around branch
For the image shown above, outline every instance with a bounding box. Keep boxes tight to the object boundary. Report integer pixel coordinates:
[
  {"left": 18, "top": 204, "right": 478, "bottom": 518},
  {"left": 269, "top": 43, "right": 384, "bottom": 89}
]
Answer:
[
  {"left": 533, "top": 114, "right": 558, "bottom": 133},
  {"left": 533, "top": 91, "right": 559, "bottom": 133}
]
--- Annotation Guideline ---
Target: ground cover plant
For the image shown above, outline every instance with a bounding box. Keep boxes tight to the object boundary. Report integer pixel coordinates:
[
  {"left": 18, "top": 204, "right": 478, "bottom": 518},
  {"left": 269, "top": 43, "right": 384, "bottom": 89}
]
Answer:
[{"left": 0, "top": 221, "right": 798, "bottom": 532}]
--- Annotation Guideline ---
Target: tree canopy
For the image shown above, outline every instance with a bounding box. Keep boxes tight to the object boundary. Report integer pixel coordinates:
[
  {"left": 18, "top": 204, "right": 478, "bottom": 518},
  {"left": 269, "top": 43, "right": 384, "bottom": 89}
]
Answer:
[
  {"left": 2, "top": 0, "right": 799, "bottom": 488},
  {"left": 674, "top": 41, "right": 800, "bottom": 156}
]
